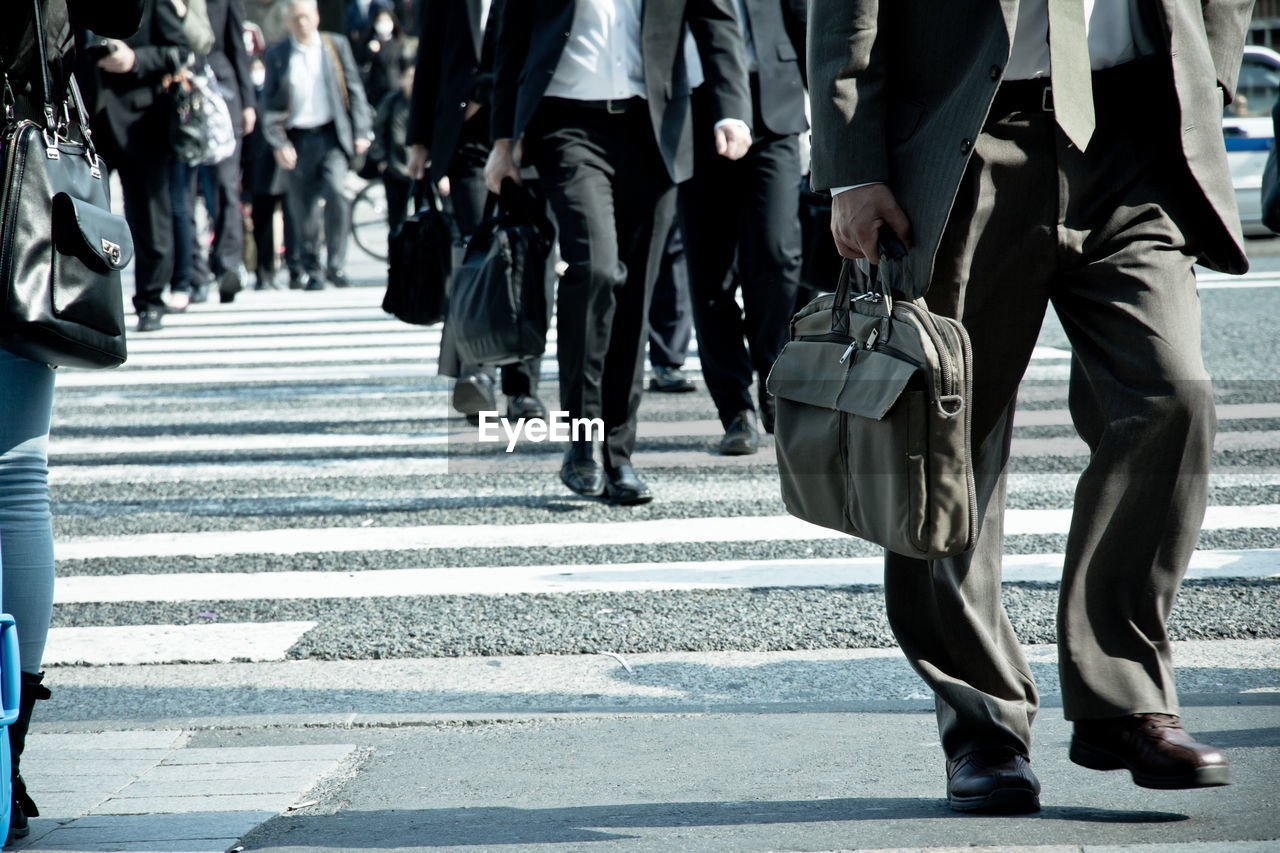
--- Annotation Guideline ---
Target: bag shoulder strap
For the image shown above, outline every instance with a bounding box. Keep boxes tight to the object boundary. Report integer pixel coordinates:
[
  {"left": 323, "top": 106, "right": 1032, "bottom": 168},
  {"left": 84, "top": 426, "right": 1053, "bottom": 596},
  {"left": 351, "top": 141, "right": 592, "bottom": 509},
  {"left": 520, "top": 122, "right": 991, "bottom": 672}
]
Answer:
[{"left": 320, "top": 33, "right": 350, "bottom": 114}]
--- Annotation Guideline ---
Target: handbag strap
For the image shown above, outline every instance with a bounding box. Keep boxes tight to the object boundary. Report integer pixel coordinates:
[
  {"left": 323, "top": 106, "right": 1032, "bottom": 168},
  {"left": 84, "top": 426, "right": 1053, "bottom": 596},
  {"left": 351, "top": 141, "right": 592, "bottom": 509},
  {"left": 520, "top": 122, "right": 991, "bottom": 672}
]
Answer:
[
  {"left": 27, "top": 0, "right": 58, "bottom": 134},
  {"left": 831, "top": 231, "right": 907, "bottom": 337}
]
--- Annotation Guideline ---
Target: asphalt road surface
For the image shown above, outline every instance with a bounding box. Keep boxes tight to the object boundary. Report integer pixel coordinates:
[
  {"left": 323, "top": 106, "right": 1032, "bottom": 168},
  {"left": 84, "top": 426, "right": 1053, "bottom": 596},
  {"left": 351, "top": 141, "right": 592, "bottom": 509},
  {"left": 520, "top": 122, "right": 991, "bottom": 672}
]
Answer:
[{"left": 13, "top": 239, "right": 1280, "bottom": 852}]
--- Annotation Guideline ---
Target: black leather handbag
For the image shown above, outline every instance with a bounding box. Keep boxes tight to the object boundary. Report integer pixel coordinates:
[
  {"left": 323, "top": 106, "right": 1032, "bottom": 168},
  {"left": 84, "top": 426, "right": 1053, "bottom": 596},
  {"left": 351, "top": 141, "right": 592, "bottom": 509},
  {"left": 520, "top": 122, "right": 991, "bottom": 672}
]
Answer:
[
  {"left": 0, "top": 0, "right": 132, "bottom": 369},
  {"left": 382, "top": 181, "right": 450, "bottom": 326},
  {"left": 450, "top": 179, "right": 554, "bottom": 367}
]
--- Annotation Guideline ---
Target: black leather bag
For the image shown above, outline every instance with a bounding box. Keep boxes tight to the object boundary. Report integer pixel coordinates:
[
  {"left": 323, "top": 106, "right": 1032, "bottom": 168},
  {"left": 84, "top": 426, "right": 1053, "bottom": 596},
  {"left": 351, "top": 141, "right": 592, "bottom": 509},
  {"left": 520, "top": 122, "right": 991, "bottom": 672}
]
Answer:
[
  {"left": 382, "top": 181, "right": 451, "bottom": 326},
  {"left": 450, "top": 180, "right": 553, "bottom": 366},
  {"left": 0, "top": 0, "right": 132, "bottom": 369}
]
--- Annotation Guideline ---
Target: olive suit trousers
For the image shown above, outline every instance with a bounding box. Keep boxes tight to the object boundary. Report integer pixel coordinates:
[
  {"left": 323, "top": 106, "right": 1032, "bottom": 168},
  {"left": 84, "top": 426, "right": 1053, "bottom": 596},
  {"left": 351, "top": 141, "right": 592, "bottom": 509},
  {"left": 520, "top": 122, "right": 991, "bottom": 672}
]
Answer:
[{"left": 887, "top": 61, "right": 1218, "bottom": 761}]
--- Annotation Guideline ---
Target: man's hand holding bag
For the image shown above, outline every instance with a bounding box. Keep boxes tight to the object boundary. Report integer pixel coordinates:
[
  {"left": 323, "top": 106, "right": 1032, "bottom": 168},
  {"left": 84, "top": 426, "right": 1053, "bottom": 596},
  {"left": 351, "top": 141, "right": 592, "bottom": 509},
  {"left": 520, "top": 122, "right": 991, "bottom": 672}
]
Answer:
[{"left": 766, "top": 243, "right": 977, "bottom": 560}]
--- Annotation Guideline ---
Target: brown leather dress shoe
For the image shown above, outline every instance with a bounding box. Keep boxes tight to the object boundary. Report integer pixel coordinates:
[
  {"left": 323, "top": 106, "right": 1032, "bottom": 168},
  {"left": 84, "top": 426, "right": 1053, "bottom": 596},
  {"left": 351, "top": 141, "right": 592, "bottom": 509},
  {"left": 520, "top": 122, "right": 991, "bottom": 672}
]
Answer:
[
  {"left": 1070, "top": 713, "right": 1230, "bottom": 789},
  {"left": 946, "top": 747, "right": 1041, "bottom": 814}
]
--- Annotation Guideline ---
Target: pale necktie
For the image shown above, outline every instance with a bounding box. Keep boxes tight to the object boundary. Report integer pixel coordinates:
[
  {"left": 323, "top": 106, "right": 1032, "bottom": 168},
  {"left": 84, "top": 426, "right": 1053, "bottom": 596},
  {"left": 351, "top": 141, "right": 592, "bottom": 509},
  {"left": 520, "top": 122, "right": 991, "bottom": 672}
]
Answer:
[{"left": 1048, "top": 0, "right": 1095, "bottom": 150}]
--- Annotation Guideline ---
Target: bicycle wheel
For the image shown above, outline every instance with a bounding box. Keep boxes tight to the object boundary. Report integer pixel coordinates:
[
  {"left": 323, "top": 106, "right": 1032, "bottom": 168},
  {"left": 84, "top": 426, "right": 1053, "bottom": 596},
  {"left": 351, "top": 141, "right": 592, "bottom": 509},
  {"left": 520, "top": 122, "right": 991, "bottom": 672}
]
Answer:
[{"left": 350, "top": 180, "right": 390, "bottom": 262}]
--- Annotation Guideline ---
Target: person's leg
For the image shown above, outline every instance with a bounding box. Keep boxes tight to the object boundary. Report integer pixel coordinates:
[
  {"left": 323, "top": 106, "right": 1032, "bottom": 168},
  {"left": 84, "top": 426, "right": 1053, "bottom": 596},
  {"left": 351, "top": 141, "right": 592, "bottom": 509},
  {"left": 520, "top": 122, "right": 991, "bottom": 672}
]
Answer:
[
  {"left": 283, "top": 133, "right": 325, "bottom": 281},
  {"left": 599, "top": 103, "right": 676, "bottom": 476},
  {"left": 681, "top": 87, "right": 752, "bottom": 426},
  {"left": 0, "top": 349, "right": 57, "bottom": 840},
  {"left": 882, "top": 107, "right": 1058, "bottom": 770},
  {"left": 647, "top": 218, "right": 693, "bottom": 369},
  {"left": 118, "top": 157, "right": 175, "bottom": 321},
  {"left": 735, "top": 131, "right": 802, "bottom": 410},
  {"left": 169, "top": 159, "right": 195, "bottom": 302},
  {"left": 383, "top": 174, "right": 411, "bottom": 236},
  {"left": 318, "top": 134, "right": 353, "bottom": 281}
]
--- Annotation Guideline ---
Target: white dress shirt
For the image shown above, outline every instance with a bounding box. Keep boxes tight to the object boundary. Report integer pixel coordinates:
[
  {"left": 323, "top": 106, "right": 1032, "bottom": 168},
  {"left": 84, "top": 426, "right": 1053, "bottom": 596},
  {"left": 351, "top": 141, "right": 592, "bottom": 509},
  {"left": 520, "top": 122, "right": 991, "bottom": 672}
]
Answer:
[
  {"left": 1006, "top": 0, "right": 1152, "bottom": 79},
  {"left": 545, "top": 0, "right": 647, "bottom": 101},
  {"left": 286, "top": 37, "right": 334, "bottom": 130}
]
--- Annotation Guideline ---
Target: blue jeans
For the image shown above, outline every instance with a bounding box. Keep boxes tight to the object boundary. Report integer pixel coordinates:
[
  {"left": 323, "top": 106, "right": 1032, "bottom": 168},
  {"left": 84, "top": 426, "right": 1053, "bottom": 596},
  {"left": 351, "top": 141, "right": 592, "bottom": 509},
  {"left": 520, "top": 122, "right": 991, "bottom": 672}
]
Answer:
[{"left": 0, "top": 349, "right": 56, "bottom": 673}]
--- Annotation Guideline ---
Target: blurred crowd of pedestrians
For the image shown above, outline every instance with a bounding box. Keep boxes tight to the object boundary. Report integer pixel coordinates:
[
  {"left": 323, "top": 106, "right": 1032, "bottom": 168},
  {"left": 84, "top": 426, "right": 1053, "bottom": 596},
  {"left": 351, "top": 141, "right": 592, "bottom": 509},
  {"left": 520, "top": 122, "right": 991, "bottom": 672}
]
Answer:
[{"left": 68, "top": 0, "right": 819, "bottom": 491}]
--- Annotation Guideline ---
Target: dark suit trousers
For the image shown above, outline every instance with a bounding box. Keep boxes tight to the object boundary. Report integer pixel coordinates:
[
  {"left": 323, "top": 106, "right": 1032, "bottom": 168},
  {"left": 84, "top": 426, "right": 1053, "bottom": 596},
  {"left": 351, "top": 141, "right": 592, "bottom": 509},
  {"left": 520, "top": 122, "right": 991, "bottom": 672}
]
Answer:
[
  {"left": 648, "top": 219, "right": 693, "bottom": 369},
  {"left": 435, "top": 119, "right": 542, "bottom": 398},
  {"left": 118, "top": 155, "right": 175, "bottom": 314},
  {"left": 528, "top": 98, "right": 677, "bottom": 469},
  {"left": 681, "top": 82, "right": 802, "bottom": 426},
  {"left": 283, "top": 124, "right": 351, "bottom": 278},
  {"left": 887, "top": 63, "right": 1215, "bottom": 761}
]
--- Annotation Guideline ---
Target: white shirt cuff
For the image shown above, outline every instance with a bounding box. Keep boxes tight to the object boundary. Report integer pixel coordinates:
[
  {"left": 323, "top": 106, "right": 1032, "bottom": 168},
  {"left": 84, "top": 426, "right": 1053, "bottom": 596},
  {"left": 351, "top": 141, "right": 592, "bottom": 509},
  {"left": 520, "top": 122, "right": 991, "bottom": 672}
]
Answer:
[
  {"left": 831, "top": 182, "right": 883, "bottom": 196},
  {"left": 713, "top": 118, "right": 750, "bottom": 135}
]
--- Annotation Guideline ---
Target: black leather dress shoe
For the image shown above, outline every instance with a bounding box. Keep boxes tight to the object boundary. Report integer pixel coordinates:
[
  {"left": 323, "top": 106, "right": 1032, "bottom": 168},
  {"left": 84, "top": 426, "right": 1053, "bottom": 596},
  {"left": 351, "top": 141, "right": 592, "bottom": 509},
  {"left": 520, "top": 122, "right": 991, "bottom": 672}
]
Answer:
[
  {"left": 304, "top": 275, "right": 326, "bottom": 291},
  {"left": 217, "top": 270, "right": 242, "bottom": 303},
  {"left": 718, "top": 410, "right": 760, "bottom": 456},
  {"left": 328, "top": 270, "right": 352, "bottom": 288},
  {"left": 508, "top": 394, "right": 548, "bottom": 421},
  {"left": 946, "top": 748, "right": 1041, "bottom": 814},
  {"left": 453, "top": 374, "right": 497, "bottom": 416},
  {"left": 603, "top": 464, "right": 653, "bottom": 505},
  {"left": 288, "top": 272, "right": 305, "bottom": 290},
  {"left": 255, "top": 269, "right": 280, "bottom": 290},
  {"left": 1071, "top": 713, "right": 1230, "bottom": 789},
  {"left": 190, "top": 281, "right": 211, "bottom": 303},
  {"left": 136, "top": 309, "right": 164, "bottom": 332},
  {"left": 649, "top": 365, "right": 695, "bottom": 393},
  {"left": 560, "top": 442, "right": 605, "bottom": 496}
]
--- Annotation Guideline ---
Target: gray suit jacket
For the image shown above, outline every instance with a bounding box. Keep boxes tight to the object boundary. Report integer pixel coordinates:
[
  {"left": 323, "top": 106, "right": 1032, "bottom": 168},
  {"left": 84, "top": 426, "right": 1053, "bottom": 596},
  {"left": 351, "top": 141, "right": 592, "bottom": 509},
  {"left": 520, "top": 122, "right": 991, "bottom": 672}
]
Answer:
[
  {"left": 260, "top": 31, "right": 372, "bottom": 160},
  {"left": 807, "top": 0, "right": 1252, "bottom": 298}
]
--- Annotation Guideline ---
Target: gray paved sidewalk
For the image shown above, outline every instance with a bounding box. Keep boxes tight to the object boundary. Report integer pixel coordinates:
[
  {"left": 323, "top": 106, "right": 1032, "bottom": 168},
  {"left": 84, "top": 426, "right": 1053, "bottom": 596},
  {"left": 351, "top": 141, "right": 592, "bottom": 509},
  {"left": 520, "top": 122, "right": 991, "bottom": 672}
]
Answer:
[{"left": 11, "top": 733, "right": 354, "bottom": 852}]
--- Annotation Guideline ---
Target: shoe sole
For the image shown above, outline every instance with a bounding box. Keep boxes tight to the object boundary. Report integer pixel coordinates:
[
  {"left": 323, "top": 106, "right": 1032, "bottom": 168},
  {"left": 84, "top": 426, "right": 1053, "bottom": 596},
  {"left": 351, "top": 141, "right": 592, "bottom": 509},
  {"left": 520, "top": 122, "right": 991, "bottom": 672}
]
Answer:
[
  {"left": 603, "top": 485, "right": 653, "bottom": 505},
  {"left": 719, "top": 443, "right": 759, "bottom": 456},
  {"left": 453, "top": 382, "right": 497, "bottom": 416},
  {"left": 948, "top": 787, "right": 1041, "bottom": 814},
  {"left": 648, "top": 381, "right": 696, "bottom": 393},
  {"left": 560, "top": 468, "right": 605, "bottom": 497},
  {"left": 1069, "top": 738, "right": 1232, "bottom": 789}
]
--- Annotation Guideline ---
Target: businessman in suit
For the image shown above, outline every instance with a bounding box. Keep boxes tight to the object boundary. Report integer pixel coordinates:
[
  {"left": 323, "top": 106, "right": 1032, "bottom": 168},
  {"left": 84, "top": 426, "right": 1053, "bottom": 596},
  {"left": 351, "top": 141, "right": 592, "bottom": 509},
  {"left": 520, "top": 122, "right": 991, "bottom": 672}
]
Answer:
[
  {"left": 198, "top": 0, "right": 257, "bottom": 301},
  {"left": 261, "top": 0, "right": 371, "bottom": 289},
  {"left": 80, "top": 0, "right": 190, "bottom": 332},
  {"left": 681, "top": 0, "right": 806, "bottom": 455},
  {"left": 809, "top": 0, "right": 1252, "bottom": 814},
  {"left": 487, "top": 0, "right": 753, "bottom": 505},
  {"left": 406, "top": 0, "right": 548, "bottom": 423}
]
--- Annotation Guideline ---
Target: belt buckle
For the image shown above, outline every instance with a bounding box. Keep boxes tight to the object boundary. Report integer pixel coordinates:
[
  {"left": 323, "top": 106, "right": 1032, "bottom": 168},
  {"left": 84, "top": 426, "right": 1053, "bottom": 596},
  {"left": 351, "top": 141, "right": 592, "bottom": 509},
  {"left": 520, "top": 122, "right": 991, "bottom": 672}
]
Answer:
[
  {"left": 1041, "top": 85, "right": 1054, "bottom": 112},
  {"left": 605, "top": 98, "right": 627, "bottom": 115}
]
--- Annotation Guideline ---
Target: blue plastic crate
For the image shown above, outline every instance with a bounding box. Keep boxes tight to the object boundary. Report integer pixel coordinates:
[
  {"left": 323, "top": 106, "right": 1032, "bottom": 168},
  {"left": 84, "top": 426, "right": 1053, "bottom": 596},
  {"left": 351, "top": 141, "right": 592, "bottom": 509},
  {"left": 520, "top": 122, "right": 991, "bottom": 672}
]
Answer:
[{"left": 0, "top": 614, "right": 20, "bottom": 841}]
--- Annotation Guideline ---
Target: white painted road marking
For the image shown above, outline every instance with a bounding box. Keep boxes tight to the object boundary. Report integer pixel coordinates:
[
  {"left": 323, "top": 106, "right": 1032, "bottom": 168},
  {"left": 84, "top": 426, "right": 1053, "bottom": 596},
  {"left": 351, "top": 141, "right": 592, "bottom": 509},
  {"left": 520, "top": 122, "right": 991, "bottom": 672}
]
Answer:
[{"left": 42, "top": 622, "right": 318, "bottom": 666}]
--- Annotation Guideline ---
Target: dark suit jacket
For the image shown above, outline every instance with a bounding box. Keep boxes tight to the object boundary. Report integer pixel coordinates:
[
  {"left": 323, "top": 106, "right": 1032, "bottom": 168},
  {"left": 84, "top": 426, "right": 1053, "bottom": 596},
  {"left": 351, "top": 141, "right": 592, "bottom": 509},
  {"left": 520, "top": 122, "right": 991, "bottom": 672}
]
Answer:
[
  {"left": 491, "top": 0, "right": 752, "bottom": 184},
  {"left": 807, "top": 0, "right": 1251, "bottom": 297},
  {"left": 84, "top": 0, "right": 189, "bottom": 162},
  {"left": 741, "top": 0, "right": 806, "bottom": 136},
  {"left": 260, "top": 31, "right": 373, "bottom": 160},
  {"left": 406, "top": 0, "right": 502, "bottom": 183},
  {"left": 203, "top": 0, "right": 255, "bottom": 125}
]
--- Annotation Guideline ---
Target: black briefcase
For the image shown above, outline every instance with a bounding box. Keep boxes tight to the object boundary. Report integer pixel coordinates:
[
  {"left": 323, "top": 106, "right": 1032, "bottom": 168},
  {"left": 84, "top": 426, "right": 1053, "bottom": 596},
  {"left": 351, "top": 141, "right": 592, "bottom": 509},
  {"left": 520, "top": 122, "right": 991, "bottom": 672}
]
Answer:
[
  {"left": 450, "top": 180, "right": 554, "bottom": 366},
  {"left": 382, "top": 182, "right": 450, "bottom": 326}
]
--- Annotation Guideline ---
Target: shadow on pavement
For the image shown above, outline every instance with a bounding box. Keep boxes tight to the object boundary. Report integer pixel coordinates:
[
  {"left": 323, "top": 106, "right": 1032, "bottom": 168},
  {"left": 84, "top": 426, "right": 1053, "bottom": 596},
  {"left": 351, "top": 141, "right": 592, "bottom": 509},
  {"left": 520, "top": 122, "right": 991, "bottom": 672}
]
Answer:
[{"left": 241, "top": 799, "right": 1189, "bottom": 848}]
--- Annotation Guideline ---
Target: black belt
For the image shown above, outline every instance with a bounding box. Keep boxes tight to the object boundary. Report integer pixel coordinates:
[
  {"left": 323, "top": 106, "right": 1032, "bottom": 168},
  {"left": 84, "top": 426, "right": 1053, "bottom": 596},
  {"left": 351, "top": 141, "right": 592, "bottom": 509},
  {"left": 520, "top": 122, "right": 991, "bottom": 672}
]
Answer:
[
  {"left": 990, "top": 58, "right": 1163, "bottom": 119},
  {"left": 544, "top": 96, "right": 642, "bottom": 115},
  {"left": 288, "top": 122, "right": 335, "bottom": 135}
]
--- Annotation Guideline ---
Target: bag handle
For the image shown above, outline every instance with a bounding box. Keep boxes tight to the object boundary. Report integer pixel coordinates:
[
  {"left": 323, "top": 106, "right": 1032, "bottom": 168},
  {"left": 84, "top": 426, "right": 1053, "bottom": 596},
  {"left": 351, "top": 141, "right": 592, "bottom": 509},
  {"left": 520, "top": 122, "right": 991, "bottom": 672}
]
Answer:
[
  {"left": 479, "top": 177, "right": 555, "bottom": 245},
  {"left": 23, "top": 0, "right": 100, "bottom": 168},
  {"left": 831, "top": 230, "right": 907, "bottom": 337}
]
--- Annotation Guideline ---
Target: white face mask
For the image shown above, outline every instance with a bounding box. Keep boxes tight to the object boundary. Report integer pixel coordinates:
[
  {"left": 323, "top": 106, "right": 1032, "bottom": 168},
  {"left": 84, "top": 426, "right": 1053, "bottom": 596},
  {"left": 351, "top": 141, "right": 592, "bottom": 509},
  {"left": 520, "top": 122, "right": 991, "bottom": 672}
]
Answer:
[
  {"left": 252, "top": 66, "right": 266, "bottom": 87},
  {"left": 373, "top": 18, "right": 394, "bottom": 39}
]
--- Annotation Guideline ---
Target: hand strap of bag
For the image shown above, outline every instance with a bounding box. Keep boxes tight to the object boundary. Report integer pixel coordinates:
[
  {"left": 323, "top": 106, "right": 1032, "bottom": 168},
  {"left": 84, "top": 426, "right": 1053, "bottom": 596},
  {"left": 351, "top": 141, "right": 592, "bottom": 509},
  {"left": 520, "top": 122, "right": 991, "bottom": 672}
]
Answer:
[
  {"left": 25, "top": 0, "right": 101, "bottom": 170},
  {"left": 831, "top": 231, "right": 907, "bottom": 338}
]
